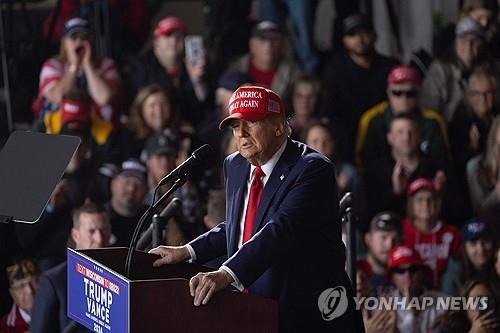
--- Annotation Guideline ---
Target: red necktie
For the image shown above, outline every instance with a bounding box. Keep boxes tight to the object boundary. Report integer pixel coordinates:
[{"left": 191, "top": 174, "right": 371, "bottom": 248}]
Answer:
[{"left": 242, "top": 166, "right": 265, "bottom": 243}]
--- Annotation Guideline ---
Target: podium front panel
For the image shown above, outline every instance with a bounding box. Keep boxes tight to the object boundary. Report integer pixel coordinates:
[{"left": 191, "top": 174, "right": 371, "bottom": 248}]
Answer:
[
  {"left": 67, "top": 249, "right": 130, "bottom": 332},
  {"left": 67, "top": 248, "right": 278, "bottom": 332}
]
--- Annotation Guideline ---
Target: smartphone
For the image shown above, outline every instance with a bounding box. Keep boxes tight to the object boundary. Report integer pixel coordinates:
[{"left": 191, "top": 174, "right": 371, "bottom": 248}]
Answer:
[{"left": 185, "top": 35, "right": 204, "bottom": 65}]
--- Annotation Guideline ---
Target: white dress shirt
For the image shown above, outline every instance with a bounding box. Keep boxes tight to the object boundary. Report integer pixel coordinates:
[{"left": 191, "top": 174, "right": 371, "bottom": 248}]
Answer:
[{"left": 186, "top": 140, "right": 288, "bottom": 290}]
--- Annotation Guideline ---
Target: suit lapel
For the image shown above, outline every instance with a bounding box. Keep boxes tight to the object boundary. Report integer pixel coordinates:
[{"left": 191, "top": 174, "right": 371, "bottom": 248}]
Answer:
[
  {"left": 252, "top": 140, "right": 301, "bottom": 235},
  {"left": 228, "top": 156, "right": 250, "bottom": 254}
]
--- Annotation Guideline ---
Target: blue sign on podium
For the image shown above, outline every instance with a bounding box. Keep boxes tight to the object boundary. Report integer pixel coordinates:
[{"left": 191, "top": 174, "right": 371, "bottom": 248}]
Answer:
[{"left": 67, "top": 249, "right": 129, "bottom": 333}]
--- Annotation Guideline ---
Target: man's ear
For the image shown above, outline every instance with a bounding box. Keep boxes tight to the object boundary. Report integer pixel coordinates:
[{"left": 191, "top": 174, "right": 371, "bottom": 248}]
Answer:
[
  {"left": 386, "top": 131, "right": 393, "bottom": 146},
  {"left": 364, "top": 232, "right": 371, "bottom": 248},
  {"left": 71, "top": 228, "right": 79, "bottom": 245},
  {"left": 276, "top": 125, "right": 283, "bottom": 136},
  {"left": 275, "top": 118, "right": 286, "bottom": 136}
]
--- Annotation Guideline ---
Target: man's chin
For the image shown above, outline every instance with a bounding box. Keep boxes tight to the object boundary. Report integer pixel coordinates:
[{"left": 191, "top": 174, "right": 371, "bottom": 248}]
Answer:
[
  {"left": 349, "top": 48, "right": 372, "bottom": 57},
  {"left": 239, "top": 150, "right": 254, "bottom": 160}
]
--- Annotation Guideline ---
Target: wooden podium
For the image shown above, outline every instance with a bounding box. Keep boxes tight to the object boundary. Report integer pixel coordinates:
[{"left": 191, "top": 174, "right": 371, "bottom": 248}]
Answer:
[{"left": 67, "top": 248, "right": 278, "bottom": 333}]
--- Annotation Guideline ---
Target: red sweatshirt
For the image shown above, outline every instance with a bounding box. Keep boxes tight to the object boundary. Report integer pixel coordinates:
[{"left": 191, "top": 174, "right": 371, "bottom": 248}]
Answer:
[
  {"left": 0, "top": 304, "right": 30, "bottom": 333},
  {"left": 402, "top": 218, "right": 461, "bottom": 287}
]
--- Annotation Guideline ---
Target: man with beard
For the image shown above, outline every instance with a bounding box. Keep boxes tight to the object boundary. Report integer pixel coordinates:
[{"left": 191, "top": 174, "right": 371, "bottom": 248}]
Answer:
[
  {"left": 105, "top": 159, "right": 148, "bottom": 246},
  {"left": 357, "top": 212, "right": 401, "bottom": 296},
  {"left": 322, "top": 14, "right": 398, "bottom": 162}
]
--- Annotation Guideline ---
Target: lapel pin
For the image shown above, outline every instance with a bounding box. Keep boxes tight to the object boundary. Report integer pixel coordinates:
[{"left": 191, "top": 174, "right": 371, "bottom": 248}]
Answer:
[{"left": 280, "top": 174, "right": 285, "bottom": 181}]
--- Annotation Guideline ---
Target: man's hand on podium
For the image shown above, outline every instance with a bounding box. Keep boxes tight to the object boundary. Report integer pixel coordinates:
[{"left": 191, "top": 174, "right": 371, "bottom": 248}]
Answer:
[
  {"left": 189, "top": 269, "right": 234, "bottom": 306},
  {"left": 149, "top": 246, "right": 191, "bottom": 267}
]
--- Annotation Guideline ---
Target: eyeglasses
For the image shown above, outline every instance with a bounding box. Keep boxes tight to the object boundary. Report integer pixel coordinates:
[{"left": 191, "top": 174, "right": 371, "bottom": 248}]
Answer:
[
  {"left": 390, "top": 89, "right": 418, "bottom": 98},
  {"left": 468, "top": 90, "right": 495, "bottom": 99},
  {"left": 393, "top": 266, "right": 420, "bottom": 275}
]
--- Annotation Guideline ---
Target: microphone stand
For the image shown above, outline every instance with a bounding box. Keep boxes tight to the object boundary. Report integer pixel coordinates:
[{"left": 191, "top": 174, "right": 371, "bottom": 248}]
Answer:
[
  {"left": 340, "top": 193, "right": 357, "bottom": 290},
  {"left": 152, "top": 213, "right": 167, "bottom": 248},
  {"left": 136, "top": 211, "right": 173, "bottom": 250},
  {"left": 124, "top": 176, "right": 186, "bottom": 278}
]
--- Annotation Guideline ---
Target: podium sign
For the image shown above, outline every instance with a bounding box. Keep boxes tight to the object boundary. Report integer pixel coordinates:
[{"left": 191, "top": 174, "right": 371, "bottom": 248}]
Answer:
[
  {"left": 67, "top": 247, "right": 278, "bottom": 333},
  {"left": 67, "top": 249, "right": 129, "bottom": 333}
]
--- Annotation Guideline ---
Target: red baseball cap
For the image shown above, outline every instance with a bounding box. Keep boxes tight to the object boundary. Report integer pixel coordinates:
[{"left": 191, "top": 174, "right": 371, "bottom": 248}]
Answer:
[
  {"left": 219, "top": 86, "right": 285, "bottom": 129},
  {"left": 406, "top": 177, "right": 436, "bottom": 198},
  {"left": 154, "top": 16, "right": 187, "bottom": 37},
  {"left": 61, "top": 99, "right": 90, "bottom": 125},
  {"left": 387, "top": 65, "right": 421, "bottom": 86},
  {"left": 387, "top": 246, "right": 423, "bottom": 272}
]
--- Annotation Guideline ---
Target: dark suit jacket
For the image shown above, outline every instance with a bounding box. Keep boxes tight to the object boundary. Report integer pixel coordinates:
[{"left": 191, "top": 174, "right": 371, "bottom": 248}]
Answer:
[
  {"left": 189, "top": 140, "right": 364, "bottom": 332},
  {"left": 30, "top": 262, "right": 88, "bottom": 333}
]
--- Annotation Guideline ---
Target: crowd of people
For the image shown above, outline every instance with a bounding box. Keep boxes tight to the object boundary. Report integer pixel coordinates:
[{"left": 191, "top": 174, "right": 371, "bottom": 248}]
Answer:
[{"left": 1, "top": 0, "right": 500, "bottom": 332}]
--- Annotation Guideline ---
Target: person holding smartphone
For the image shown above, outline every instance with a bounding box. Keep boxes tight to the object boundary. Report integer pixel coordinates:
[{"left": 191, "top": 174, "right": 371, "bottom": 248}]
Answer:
[{"left": 127, "top": 16, "right": 212, "bottom": 128}]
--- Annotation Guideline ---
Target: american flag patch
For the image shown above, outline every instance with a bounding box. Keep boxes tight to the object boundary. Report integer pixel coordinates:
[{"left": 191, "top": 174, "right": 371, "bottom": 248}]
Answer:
[{"left": 268, "top": 99, "right": 280, "bottom": 113}]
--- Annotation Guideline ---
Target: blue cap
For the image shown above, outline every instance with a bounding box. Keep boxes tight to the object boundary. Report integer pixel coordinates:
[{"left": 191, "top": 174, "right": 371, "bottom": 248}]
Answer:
[
  {"left": 461, "top": 218, "right": 491, "bottom": 241},
  {"left": 63, "top": 18, "right": 90, "bottom": 37}
]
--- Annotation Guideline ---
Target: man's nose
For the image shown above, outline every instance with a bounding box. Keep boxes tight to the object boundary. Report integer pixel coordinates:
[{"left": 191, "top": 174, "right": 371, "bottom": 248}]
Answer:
[
  {"left": 234, "top": 126, "right": 248, "bottom": 137},
  {"left": 94, "top": 230, "right": 104, "bottom": 246}
]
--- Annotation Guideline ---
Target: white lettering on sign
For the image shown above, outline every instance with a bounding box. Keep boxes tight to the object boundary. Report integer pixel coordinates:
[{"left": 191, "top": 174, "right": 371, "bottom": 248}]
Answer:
[{"left": 84, "top": 277, "right": 112, "bottom": 325}]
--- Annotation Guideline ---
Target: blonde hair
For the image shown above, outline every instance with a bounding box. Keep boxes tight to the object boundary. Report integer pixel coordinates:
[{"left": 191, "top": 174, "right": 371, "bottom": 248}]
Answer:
[{"left": 478, "top": 116, "right": 500, "bottom": 188}]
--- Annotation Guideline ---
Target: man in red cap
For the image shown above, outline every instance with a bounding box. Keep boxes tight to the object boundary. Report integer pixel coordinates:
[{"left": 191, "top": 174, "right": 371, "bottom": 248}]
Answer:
[
  {"left": 402, "top": 178, "right": 461, "bottom": 287},
  {"left": 150, "top": 86, "right": 363, "bottom": 331},
  {"left": 127, "top": 15, "right": 210, "bottom": 127},
  {"left": 387, "top": 245, "right": 445, "bottom": 333},
  {"left": 355, "top": 65, "right": 449, "bottom": 172}
]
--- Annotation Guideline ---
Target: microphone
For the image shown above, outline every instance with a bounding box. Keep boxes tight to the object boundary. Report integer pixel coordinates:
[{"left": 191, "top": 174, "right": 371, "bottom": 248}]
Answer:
[
  {"left": 157, "top": 144, "right": 214, "bottom": 186},
  {"left": 339, "top": 192, "right": 353, "bottom": 215},
  {"left": 158, "top": 197, "right": 182, "bottom": 219},
  {"left": 136, "top": 198, "right": 182, "bottom": 250}
]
